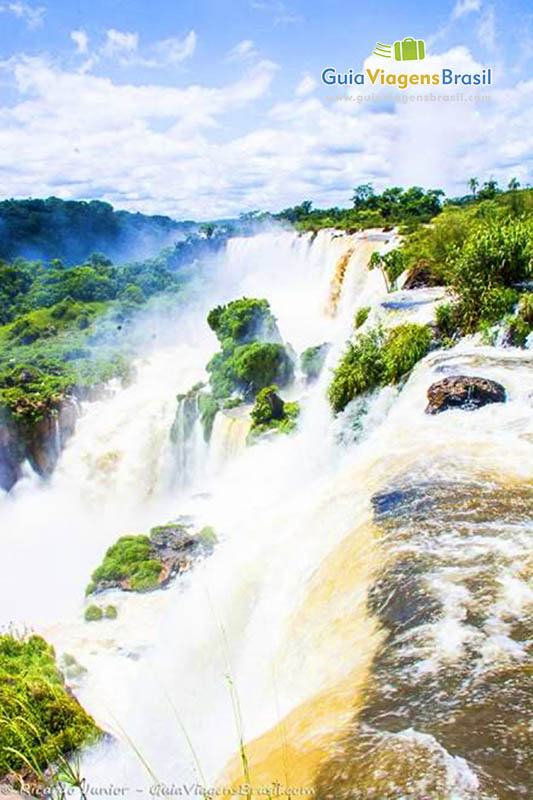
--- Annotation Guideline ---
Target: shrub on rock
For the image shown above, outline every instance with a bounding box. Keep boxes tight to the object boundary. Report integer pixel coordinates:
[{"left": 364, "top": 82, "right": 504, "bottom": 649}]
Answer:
[
  {"left": 207, "top": 298, "right": 280, "bottom": 346},
  {"left": 208, "top": 341, "right": 293, "bottom": 401},
  {"left": 205, "top": 297, "right": 294, "bottom": 402},
  {"left": 329, "top": 324, "right": 432, "bottom": 414},
  {"left": 84, "top": 605, "right": 103, "bottom": 622},
  {"left": 248, "top": 385, "right": 300, "bottom": 441}
]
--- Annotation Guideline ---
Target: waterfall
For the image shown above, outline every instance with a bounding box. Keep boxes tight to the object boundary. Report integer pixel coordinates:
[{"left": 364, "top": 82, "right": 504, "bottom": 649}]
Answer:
[
  {"left": 1, "top": 227, "right": 529, "bottom": 799},
  {"left": 208, "top": 409, "right": 252, "bottom": 474},
  {"left": 170, "top": 388, "right": 210, "bottom": 487}
]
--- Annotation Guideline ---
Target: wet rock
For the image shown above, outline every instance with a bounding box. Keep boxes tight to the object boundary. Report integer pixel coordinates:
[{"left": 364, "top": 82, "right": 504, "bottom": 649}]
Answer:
[
  {"left": 88, "top": 522, "right": 217, "bottom": 595},
  {"left": 149, "top": 522, "right": 216, "bottom": 585},
  {"left": 425, "top": 375, "right": 506, "bottom": 415},
  {"left": 368, "top": 557, "right": 442, "bottom": 636},
  {"left": 402, "top": 259, "right": 435, "bottom": 290},
  {"left": 0, "top": 420, "right": 22, "bottom": 491},
  {"left": 0, "top": 397, "right": 79, "bottom": 489},
  {"left": 25, "top": 398, "right": 79, "bottom": 478},
  {"left": 262, "top": 388, "right": 285, "bottom": 420}
]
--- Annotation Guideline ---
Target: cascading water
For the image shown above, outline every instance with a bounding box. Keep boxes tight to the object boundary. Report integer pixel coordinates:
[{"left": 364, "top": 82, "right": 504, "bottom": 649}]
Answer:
[
  {"left": 1, "top": 227, "right": 530, "bottom": 800},
  {"left": 208, "top": 409, "right": 252, "bottom": 474}
]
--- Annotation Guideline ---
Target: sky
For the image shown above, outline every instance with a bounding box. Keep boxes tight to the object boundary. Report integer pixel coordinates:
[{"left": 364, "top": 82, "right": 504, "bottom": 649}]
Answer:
[{"left": 0, "top": 0, "right": 531, "bottom": 219}]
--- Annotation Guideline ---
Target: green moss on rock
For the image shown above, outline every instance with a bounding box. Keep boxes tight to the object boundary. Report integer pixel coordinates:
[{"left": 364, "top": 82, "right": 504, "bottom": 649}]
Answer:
[
  {"left": 248, "top": 386, "right": 300, "bottom": 442},
  {"left": 88, "top": 535, "right": 162, "bottom": 594},
  {"left": 87, "top": 521, "right": 218, "bottom": 596},
  {"left": 84, "top": 605, "right": 103, "bottom": 622}
]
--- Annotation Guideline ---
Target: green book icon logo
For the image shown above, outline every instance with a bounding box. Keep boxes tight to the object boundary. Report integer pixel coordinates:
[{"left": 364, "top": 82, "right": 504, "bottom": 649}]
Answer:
[{"left": 373, "top": 38, "right": 426, "bottom": 61}]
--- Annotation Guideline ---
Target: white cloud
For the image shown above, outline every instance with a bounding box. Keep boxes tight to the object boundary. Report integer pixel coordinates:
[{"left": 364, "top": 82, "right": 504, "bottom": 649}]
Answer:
[
  {"left": 84, "top": 29, "right": 197, "bottom": 69},
  {"left": 103, "top": 29, "right": 139, "bottom": 58},
  {"left": 477, "top": 6, "right": 496, "bottom": 50},
  {"left": 251, "top": 1, "right": 302, "bottom": 26},
  {"left": 0, "top": 1, "right": 44, "bottom": 28},
  {"left": 227, "top": 40, "right": 258, "bottom": 62},
  {"left": 295, "top": 75, "right": 317, "bottom": 96},
  {"left": 0, "top": 47, "right": 530, "bottom": 219},
  {"left": 153, "top": 31, "right": 196, "bottom": 64},
  {"left": 452, "top": 0, "right": 482, "bottom": 19},
  {"left": 71, "top": 29, "right": 89, "bottom": 55}
]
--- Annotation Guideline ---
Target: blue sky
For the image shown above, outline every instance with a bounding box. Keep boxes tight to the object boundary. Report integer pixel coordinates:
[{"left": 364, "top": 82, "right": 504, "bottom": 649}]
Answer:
[{"left": 0, "top": 0, "right": 532, "bottom": 219}]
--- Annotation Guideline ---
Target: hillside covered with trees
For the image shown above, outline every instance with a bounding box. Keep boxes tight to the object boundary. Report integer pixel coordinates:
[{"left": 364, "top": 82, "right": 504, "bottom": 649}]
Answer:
[
  {"left": 276, "top": 177, "right": 527, "bottom": 232},
  {"left": 0, "top": 197, "right": 197, "bottom": 265}
]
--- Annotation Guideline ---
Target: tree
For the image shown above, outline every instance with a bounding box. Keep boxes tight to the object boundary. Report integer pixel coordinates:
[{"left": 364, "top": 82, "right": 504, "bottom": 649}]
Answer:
[
  {"left": 468, "top": 177, "right": 479, "bottom": 196},
  {"left": 351, "top": 184, "right": 375, "bottom": 210},
  {"left": 478, "top": 179, "right": 499, "bottom": 200},
  {"left": 276, "top": 201, "right": 313, "bottom": 223},
  {"left": 200, "top": 223, "right": 215, "bottom": 239},
  {"left": 508, "top": 177, "right": 520, "bottom": 191}
]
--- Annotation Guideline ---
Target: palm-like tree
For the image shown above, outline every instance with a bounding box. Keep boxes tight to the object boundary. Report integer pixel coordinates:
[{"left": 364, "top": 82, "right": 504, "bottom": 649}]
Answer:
[
  {"left": 468, "top": 177, "right": 479, "bottom": 196},
  {"left": 508, "top": 177, "right": 520, "bottom": 191}
]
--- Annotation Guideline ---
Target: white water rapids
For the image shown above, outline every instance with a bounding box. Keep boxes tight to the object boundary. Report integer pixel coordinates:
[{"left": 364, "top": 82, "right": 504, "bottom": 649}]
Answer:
[{"left": 1, "top": 229, "right": 532, "bottom": 799}]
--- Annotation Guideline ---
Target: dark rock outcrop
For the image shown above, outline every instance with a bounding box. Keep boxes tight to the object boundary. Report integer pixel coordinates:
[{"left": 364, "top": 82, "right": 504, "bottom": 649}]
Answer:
[
  {"left": 0, "top": 420, "right": 23, "bottom": 492},
  {"left": 257, "top": 388, "right": 285, "bottom": 421},
  {"left": 402, "top": 259, "right": 435, "bottom": 290},
  {"left": 425, "top": 375, "right": 506, "bottom": 415},
  {"left": 0, "top": 397, "right": 80, "bottom": 491}
]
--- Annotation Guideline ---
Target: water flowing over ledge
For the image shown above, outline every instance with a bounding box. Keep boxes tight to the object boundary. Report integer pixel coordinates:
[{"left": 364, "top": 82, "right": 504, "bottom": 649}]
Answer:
[{"left": 1, "top": 228, "right": 531, "bottom": 799}]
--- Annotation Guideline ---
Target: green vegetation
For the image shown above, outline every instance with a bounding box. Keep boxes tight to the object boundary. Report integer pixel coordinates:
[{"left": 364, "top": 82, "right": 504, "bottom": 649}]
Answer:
[
  {"left": 281, "top": 185, "right": 533, "bottom": 344},
  {"left": 84, "top": 605, "right": 103, "bottom": 622},
  {"left": 300, "top": 343, "right": 329, "bottom": 381},
  {"left": 170, "top": 383, "right": 205, "bottom": 444},
  {"left": 59, "top": 654, "right": 87, "bottom": 681},
  {"left": 504, "top": 292, "right": 533, "bottom": 347},
  {"left": 0, "top": 247, "right": 189, "bottom": 428},
  {"left": 0, "top": 252, "right": 183, "bottom": 327},
  {"left": 277, "top": 186, "right": 444, "bottom": 232},
  {"left": 82, "top": 604, "right": 118, "bottom": 622},
  {"left": 328, "top": 324, "right": 432, "bottom": 413},
  {"left": 447, "top": 218, "right": 531, "bottom": 333},
  {"left": 198, "top": 393, "right": 219, "bottom": 441},
  {"left": 206, "top": 298, "right": 293, "bottom": 401},
  {"left": 369, "top": 250, "right": 407, "bottom": 286},
  {"left": 207, "top": 297, "right": 280, "bottom": 347},
  {"left": 0, "top": 197, "right": 192, "bottom": 264},
  {"left": 384, "top": 190, "right": 533, "bottom": 336},
  {"left": 170, "top": 382, "right": 220, "bottom": 446},
  {"left": 0, "top": 232, "right": 215, "bottom": 489},
  {"left": 328, "top": 330, "right": 384, "bottom": 414},
  {"left": 381, "top": 324, "right": 432, "bottom": 384},
  {"left": 197, "top": 526, "right": 218, "bottom": 548},
  {"left": 0, "top": 213, "right": 237, "bottom": 445},
  {"left": 0, "top": 633, "right": 100, "bottom": 782},
  {"left": 354, "top": 307, "right": 370, "bottom": 330},
  {"left": 248, "top": 385, "right": 300, "bottom": 441},
  {"left": 87, "top": 535, "right": 163, "bottom": 594}
]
